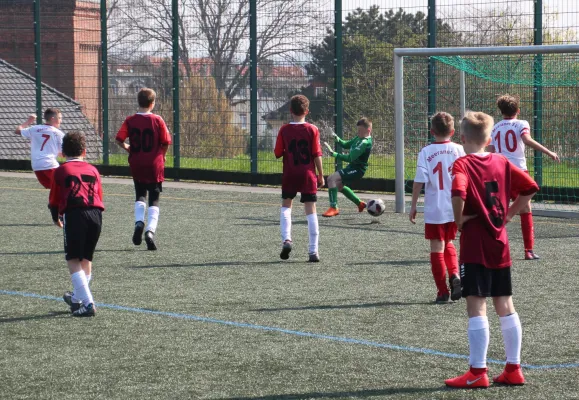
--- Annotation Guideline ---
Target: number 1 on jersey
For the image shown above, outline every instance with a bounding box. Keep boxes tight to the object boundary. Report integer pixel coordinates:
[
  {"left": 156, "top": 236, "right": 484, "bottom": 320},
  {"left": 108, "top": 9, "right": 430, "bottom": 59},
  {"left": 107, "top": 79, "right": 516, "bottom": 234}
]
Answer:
[{"left": 433, "top": 161, "right": 444, "bottom": 190}]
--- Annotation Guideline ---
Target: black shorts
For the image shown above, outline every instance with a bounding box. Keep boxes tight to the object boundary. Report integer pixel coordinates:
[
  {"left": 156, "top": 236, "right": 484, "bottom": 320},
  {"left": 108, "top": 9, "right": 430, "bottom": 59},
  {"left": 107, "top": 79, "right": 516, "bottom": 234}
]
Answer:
[
  {"left": 134, "top": 180, "right": 162, "bottom": 203},
  {"left": 461, "top": 263, "right": 512, "bottom": 298},
  {"left": 281, "top": 191, "right": 317, "bottom": 203},
  {"left": 63, "top": 208, "right": 102, "bottom": 262}
]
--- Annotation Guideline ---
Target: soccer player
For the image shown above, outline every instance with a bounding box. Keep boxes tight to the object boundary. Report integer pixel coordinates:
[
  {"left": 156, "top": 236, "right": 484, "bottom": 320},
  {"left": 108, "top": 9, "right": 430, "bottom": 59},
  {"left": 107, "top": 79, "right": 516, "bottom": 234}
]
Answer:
[
  {"left": 115, "top": 88, "right": 172, "bottom": 251},
  {"left": 321, "top": 118, "right": 373, "bottom": 217},
  {"left": 489, "top": 94, "right": 560, "bottom": 260},
  {"left": 15, "top": 109, "right": 64, "bottom": 189},
  {"left": 48, "top": 131, "right": 104, "bottom": 317},
  {"left": 409, "top": 112, "right": 465, "bottom": 304},
  {"left": 274, "top": 95, "right": 324, "bottom": 262},
  {"left": 445, "top": 111, "right": 539, "bottom": 389}
]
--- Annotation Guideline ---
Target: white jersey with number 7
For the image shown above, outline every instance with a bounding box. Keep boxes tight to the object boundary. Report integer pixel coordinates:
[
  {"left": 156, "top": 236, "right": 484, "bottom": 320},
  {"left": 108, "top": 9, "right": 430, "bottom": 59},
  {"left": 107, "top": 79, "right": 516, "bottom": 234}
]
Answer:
[
  {"left": 491, "top": 118, "right": 530, "bottom": 171},
  {"left": 414, "top": 141, "right": 466, "bottom": 224},
  {"left": 20, "top": 125, "right": 64, "bottom": 171}
]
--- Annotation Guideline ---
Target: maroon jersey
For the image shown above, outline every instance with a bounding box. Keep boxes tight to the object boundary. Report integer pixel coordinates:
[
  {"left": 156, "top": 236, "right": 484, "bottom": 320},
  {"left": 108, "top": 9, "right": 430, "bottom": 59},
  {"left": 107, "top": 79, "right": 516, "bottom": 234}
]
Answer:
[
  {"left": 115, "top": 113, "right": 172, "bottom": 184},
  {"left": 451, "top": 154, "right": 538, "bottom": 269},
  {"left": 49, "top": 160, "right": 105, "bottom": 214},
  {"left": 274, "top": 122, "right": 322, "bottom": 194}
]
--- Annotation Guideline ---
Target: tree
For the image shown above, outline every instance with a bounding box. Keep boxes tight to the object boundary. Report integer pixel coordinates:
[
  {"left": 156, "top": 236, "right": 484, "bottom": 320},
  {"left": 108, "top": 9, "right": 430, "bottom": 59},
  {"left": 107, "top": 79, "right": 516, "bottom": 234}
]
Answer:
[{"left": 113, "top": 0, "right": 325, "bottom": 103}]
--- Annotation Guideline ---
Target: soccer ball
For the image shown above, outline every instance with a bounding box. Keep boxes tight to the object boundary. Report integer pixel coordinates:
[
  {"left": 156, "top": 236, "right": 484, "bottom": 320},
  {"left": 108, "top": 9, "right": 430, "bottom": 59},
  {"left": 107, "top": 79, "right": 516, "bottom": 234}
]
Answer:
[{"left": 366, "top": 199, "right": 385, "bottom": 217}]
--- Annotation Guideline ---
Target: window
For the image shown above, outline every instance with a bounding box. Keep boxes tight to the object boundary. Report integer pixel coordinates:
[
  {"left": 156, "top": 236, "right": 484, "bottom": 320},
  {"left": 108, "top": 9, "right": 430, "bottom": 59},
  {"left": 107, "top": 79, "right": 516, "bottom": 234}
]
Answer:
[
  {"left": 315, "top": 86, "right": 326, "bottom": 97},
  {"left": 240, "top": 114, "right": 248, "bottom": 130}
]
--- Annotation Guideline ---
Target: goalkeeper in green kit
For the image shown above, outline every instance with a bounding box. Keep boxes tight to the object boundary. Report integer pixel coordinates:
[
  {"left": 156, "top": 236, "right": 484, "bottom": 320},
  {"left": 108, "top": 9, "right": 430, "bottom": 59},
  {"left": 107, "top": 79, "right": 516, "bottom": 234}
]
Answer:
[{"left": 322, "top": 117, "right": 373, "bottom": 217}]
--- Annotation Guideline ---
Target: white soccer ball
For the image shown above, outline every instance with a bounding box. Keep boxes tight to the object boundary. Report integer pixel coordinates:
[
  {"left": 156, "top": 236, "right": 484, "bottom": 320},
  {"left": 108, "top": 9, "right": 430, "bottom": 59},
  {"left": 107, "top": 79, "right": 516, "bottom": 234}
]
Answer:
[{"left": 366, "top": 199, "right": 385, "bottom": 217}]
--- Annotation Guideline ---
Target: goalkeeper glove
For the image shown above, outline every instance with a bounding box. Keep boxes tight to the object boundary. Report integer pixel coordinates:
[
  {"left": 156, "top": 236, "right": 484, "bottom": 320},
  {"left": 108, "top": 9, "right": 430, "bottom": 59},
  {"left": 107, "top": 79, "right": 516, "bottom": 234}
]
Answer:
[{"left": 323, "top": 142, "right": 337, "bottom": 157}]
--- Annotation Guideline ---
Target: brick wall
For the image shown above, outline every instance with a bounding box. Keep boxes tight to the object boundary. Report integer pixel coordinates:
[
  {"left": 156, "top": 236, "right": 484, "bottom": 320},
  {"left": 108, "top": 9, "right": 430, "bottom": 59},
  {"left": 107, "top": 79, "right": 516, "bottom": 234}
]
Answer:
[{"left": 0, "top": 0, "right": 100, "bottom": 129}]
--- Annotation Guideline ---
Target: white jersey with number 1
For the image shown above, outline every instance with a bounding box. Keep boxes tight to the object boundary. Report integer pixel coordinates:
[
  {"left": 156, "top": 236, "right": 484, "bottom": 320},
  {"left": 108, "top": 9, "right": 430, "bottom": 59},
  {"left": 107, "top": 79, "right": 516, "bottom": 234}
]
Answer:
[
  {"left": 490, "top": 118, "right": 530, "bottom": 171},
  {"left": 414, "top": 141, "right": 466, "bottom": 224},
  {"left": 20, "top": 125, "right": 64, "bottom": 171}
]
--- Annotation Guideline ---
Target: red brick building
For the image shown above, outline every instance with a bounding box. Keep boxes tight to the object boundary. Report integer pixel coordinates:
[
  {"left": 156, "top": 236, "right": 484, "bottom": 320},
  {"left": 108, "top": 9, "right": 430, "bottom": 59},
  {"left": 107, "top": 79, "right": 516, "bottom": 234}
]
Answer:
[{"left": 0, "top": 0, "right": 101, "bottom": 129}]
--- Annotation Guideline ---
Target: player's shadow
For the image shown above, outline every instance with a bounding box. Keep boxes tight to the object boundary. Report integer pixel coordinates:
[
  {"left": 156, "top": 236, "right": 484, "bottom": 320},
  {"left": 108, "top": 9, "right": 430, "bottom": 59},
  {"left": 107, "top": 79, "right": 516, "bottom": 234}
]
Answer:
[
  {"left": 129, "top": 261, "right": 280, "bottom": 269},
  {"left": 215, "top": 386, "right": 441, "bottom": 399},
  {"left": 252, "top": 300, "right": 433, "bottom": 312},
  {"left": 0, "top": 250, "right": 62, "bottom": 256},
  {"left": 0, "top": 310, "right": 70, "bottom": 324},
  {"left": 351, "top": 260, "right": 426, "bottom": 267}
]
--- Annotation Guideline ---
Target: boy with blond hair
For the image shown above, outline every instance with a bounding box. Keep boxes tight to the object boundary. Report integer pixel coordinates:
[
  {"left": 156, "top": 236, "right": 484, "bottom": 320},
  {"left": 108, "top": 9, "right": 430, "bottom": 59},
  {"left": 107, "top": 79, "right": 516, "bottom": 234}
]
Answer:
[
  {"left": 409, "top": 112, "right": 465, "bottom": 303},
  {"left": 15, "top": 108, "right": 64, "bottom": 189},
  {"left": 116, "top": 88, "right": 172, "bottom": 251},
  {"left": 445, "top": 111, "right": 539, "bottom": 389},
  {"left": 274, "top": 95, "right": 324, "bottom": 262},
  {"left": 321, "top": 118, "right": 373, "bottom": 217},
  {"left": 489, "top": 94, "right": 559, "bottom": 260}
]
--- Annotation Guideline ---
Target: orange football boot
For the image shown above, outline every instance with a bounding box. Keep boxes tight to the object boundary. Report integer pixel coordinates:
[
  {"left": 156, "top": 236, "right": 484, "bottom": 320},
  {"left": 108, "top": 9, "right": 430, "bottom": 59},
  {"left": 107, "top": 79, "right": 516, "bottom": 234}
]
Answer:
[
  {"left": 493, "top": 364, "right": 525, "bottom": 385},
  {"left": 358, "top": 201, "right": 367, "bottom": 213},
  {"left": 445, "top": 369, "right": 489, "bottom": 389},
  {"left": 322, "top": 207, "right": 340, "bottom": 217}
]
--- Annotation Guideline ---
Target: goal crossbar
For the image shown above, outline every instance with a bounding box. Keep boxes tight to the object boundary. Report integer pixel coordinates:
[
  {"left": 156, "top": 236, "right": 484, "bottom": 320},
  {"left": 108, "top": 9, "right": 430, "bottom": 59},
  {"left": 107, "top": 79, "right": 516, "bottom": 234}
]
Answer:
[{"left": 393, "top": 44, "right": 579, "bottom": 214}]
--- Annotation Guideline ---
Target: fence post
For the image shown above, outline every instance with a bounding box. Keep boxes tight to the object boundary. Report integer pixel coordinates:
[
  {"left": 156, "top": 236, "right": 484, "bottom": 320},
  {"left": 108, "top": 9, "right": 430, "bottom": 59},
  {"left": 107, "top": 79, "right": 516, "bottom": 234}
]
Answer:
[
  {"left": 172, "top": 0, "right": 180, "bottom": 179},
  {"left": 533, "top": 0, "right": 543, "bottom": 187},
  {"left": 334, "top": 0, "right": 343, "bottom": 171},
  {"left": 427, "top": 0, "right": 436, "bottom": 140},
  {"left": 34, "top": 0, "right": 42, "bottom": 124},
  {"left": 100, "top": 0, "right": 109, "bottom": 165},
  {"left": 249, "top": 0, "right": 258, "bottom": 182}
]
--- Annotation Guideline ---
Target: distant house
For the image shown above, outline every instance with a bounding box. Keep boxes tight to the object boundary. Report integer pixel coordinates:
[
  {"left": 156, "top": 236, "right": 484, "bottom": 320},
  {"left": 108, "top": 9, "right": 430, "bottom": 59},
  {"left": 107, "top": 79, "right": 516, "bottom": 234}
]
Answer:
[{"left": 0, "top": 58, "right": 101, "bottom": 161}]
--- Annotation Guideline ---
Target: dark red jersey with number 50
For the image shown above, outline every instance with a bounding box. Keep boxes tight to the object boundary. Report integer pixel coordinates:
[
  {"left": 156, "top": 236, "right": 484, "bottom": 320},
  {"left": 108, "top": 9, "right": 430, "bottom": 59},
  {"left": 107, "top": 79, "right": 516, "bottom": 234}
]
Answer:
[
  {"left": 49, "top": 160, "right": 105, "bottom": 214},
  {"left": 115, "top": 113, "right": 172, "bottom": 184},
  {"left": 274, "top": 122, "right": 322, "bottom": 194}
]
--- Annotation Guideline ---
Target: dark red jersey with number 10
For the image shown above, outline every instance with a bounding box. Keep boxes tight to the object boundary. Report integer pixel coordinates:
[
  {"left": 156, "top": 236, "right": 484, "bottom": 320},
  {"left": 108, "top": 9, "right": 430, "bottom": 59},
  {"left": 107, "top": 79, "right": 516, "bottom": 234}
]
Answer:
[
  {"left": 274, "top": 122, "right": 322, "bottom": 194},
  {"left": 49, "top": 160, "right": 105, "bottom": 214},
  {"left": 451, "top": 153, "right": 538, "bottom": 269},
  {"left": 115, "top": 113, "right": 172, "bottom": 184}
]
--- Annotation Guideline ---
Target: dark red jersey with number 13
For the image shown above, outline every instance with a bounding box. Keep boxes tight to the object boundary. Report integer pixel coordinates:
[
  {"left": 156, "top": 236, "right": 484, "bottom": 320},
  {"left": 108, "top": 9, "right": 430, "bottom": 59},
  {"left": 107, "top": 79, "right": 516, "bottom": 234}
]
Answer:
[
  {"left": 115, "top": 113, "right": 172, "bottom": 184},
  {"left": 49, "top": 160, "right": 105, "bottom": 214},
  {"left": 274, "top": 122, "right": 322, "bottom": 194}
]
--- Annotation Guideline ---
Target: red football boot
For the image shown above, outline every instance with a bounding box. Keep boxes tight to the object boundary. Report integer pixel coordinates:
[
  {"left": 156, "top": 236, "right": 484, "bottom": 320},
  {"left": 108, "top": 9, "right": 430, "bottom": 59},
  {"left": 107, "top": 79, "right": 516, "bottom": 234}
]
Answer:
[
  {"left": 445, "top": 368, "right": 489, "bottom": 389},
  {"left": 358, "top": 201, "right": 367, "bottom": 213},
  {"left": 322, "top": 207, "right": 340, "bottom": 217},
  {"left": 493, "top": 364, "right": 525, "bottom": 385}
]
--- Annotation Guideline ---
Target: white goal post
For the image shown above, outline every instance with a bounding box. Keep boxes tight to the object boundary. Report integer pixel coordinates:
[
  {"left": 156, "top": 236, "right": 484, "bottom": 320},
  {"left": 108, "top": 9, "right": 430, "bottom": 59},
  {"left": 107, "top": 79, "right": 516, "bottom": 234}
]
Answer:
[{"left": 393, "top": 44, "right": 579, "bottom": 215}]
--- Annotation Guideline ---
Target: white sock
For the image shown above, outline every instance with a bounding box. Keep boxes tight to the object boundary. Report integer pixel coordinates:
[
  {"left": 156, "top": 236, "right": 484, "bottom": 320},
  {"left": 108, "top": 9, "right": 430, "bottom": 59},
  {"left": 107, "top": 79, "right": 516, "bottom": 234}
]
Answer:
[
  {"left": 147, "top": 206, "right": 160, "bottom": 233},
  {"left": 500, "top": 312, "right": 522, "bottom": 364},
  {"left": 306, "top": 213, "right": 319, "bottom": 254},
  {"left": 280, "top": 207, "right": 292, "bottom": 243},
  {"left": 70, "top": 271, "right": 94, "bottom": 306},
  {"left": 135, "top": 201, "right": 146, "bottom": 223},
  {"left": 468, "top": 316, "right": 490, "bottom": 368}
]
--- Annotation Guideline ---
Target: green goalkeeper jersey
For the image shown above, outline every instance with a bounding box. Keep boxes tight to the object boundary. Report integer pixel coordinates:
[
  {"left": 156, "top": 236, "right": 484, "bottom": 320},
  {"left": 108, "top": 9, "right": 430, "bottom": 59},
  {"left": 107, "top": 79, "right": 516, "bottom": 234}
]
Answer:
[{"left": 334, "top": 135, "right": 373, "bottom": 172}]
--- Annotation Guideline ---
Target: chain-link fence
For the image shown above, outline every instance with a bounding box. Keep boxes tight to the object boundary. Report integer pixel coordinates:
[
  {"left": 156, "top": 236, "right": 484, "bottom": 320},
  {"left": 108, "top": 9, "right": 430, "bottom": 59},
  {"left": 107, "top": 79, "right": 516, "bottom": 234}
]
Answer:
[{"left": 0, "top": 0, "right": 578, "bottom": 203}]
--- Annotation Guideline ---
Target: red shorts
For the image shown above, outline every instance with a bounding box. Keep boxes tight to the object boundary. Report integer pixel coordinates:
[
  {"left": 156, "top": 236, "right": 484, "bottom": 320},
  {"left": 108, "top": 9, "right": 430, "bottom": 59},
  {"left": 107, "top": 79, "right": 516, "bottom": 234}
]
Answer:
[
  {"left": 281, "top": 171, "right": 318, "bottom": 198},
  {"left": 425, "top": 222, "right": 458, "bottom": 241},
  {"left": 511, "top": 170, "right": 530, "bottom": 200},
  {"left": 35, "top": 168, "right": 56, "bottom": 189}
]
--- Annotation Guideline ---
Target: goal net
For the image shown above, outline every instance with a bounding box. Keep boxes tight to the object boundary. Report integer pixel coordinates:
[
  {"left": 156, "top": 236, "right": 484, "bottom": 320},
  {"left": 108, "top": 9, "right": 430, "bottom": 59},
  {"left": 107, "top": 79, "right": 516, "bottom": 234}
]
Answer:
[{"left": 394, "top": 45, "right": 579, "bottom": 216}]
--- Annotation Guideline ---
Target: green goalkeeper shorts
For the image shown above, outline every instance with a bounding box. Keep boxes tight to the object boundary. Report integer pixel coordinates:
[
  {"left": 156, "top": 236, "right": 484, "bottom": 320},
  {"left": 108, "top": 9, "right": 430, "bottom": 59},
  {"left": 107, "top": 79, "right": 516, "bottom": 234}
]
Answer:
[{"left": 338, "top": 166, "right": 365, "bottom": 182}]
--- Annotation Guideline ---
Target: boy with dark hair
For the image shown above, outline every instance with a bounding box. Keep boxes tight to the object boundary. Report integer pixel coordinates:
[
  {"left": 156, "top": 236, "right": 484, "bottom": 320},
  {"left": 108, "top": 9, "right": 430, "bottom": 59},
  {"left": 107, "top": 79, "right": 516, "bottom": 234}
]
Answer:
[
  {"left": 489, "top": 94, "right": 560, "bottom": 260},
  {"left": 409, "top": 112, "right": 465, "bottom": 303},
  {"left": 445, "top": 111, "right": 539, "bottom": 388},
  {"left": 115, "top": 88, "right": 172, "bottom": 251},
  {"left": 15, "top": 108, "right": 64, "bottom": 189},
  {"left": 321, "top": 118, "right": 373, "bottom": 217},
  {"left": 274, "top": 95, "right": 324, "bottom": 262},
  {"left": 49, "top": 131, "right": 105, "bottom": 317}
]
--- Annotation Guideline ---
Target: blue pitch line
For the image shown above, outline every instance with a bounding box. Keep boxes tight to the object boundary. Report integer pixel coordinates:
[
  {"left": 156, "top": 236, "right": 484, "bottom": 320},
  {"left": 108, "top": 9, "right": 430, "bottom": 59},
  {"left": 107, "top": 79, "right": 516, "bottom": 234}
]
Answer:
[{"left": 2, "top": 289, "right": 578, "bottom": 371}]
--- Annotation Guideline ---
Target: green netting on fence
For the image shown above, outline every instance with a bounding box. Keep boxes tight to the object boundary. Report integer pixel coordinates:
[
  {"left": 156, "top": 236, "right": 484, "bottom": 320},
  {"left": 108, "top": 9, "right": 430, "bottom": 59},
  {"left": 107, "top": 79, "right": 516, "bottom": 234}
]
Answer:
[{"left": 432, "top": 54, "right": 579, "bottom": 87}]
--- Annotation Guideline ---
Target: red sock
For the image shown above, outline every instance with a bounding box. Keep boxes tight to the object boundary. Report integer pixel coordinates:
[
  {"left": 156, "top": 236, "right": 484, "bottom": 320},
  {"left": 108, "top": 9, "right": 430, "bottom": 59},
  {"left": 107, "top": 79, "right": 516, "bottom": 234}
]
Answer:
[
  {"left": 520, "top": 212, "right": 534, "bottom": 250},
  {"left": 430, "top": 252, "right": 448, "bottom": 295},
  {"left": 444, "top": 242, "right": 459, "bottom": 278}
]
